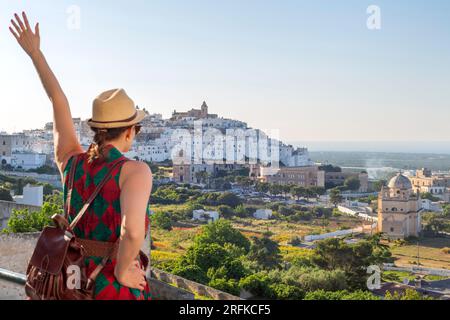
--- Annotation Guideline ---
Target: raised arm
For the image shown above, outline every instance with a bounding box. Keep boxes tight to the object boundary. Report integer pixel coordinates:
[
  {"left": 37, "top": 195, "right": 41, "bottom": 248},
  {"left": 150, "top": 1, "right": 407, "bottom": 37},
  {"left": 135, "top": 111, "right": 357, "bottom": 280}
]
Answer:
[{"left": 9, "top": 12, "right": 83, "bottom": 175}]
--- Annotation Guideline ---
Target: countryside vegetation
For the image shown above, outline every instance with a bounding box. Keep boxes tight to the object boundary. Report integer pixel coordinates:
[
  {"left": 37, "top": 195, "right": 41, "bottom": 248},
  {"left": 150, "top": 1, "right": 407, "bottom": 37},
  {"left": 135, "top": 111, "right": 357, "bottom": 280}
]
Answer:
[{"left": 3, "top": 167, "right": 449, "bottom": 300}]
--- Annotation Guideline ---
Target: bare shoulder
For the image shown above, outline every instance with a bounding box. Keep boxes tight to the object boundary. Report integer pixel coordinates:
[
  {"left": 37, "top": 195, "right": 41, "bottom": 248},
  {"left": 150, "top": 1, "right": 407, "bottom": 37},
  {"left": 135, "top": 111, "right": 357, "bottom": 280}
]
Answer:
[{"left": 120, "top": 161, "right": 153, "bottom": 183}]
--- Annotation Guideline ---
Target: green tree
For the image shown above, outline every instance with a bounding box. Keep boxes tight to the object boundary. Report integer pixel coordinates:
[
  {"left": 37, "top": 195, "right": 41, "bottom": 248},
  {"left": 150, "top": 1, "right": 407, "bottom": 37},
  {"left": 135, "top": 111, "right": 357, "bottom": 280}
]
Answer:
[
  {"left": 372, "top": 180, "right": 387, "bottom": 192},
  {"left": 344, "top": 176, "right": 360, "bottom": 191},
  {"left": 171, "top": 264, "right": 209, "bottom": 284},
  {"left": 310, "top": 186, "right": 326, "bottom": 199},
  {"left": 217, "top": 192, "right": 242, "bottom": 208},
  {"left": 269, "top": 283, "right": 304, "bottom": 300},
  {"left": 195, "top": 171, "right": 210, "bottom": 185},
  {"left": 0, "top": 187, "right": 13, "bottom": 201},
  {"left": 255, "top": 182, "right": 270, "bottom": 193},
  {"left": 269, "top": 184, "right": 283, "bottom": 197},
  {"left": 247, "top": 235, "right": 282, "bottom": 271},
  {"left": 239, "top": 273, "right": 274, "bottom": 298},
  {"left": 421, "top": 192, "right": 440, "bottom": 202},
  {"left": 282, "top": 267, "right": 348, "bottom": 292},
  {"left": 208, "top": 278, "right": 240, "bottom": 296},
  {"left": 329, "top": 188, "right": 343, "bottom": 207},
  {"left": 235, "top": 177, "right": 253, "bottom": 190},
  {"left": 443, "top": 205, "right": 450, "bottom": 218},
  {"left": 152, "top": 211, "right": 173, "bottom": 230},
  {"left": 194, "top": 219, "right": 251, "bottom": 253},
  {"left": 312, "top": 237, "right": 390, "bottom": 290},
  {"left": 183, "top": 243, "right": 229, "bottom": 273},
  {"left": 217, "top": 205, "right": 234, "bottom": 219},
  {"left": 318, "top": 165, "right": 342, "bottom": 173},
  {"left": 290, "top": 186, "right": 306, "bottom": 200}
]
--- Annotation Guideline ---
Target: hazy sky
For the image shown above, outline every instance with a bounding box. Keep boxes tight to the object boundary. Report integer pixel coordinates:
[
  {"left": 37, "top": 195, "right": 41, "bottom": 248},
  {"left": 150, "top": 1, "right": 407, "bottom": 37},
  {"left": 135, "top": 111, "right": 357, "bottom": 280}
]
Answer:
[{"left": 1, "top": 0, "right": 450, "bottom": 142}]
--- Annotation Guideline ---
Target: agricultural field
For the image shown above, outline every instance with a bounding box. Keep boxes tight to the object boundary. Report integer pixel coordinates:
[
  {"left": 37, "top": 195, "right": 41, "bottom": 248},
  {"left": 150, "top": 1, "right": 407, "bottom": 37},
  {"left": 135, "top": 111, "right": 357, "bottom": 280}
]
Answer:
[
  {"left": 149, "top": 203, "right": 371, "bottom": 269},
  {"left": 229, "top": 215, "right": 365, "bottom": 245},
  {"left": 388, "top": 237, "right": 450, "bottom": 270}
]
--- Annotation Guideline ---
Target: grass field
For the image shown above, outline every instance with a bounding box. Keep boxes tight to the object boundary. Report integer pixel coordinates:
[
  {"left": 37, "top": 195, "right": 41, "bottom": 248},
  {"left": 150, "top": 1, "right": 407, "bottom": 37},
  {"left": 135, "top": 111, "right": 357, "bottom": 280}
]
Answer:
[
  {"left": 150, "top": 204, "right": 450, "bottom": 271},
  {"left": 389, "top": 237, "right": 450, "bottom": 270},
  {"left": 149, "top": 204, "right": 370, "bottom": 268},
  {"left": 229, "top": 215, "right": 364, "bottom": 245}
]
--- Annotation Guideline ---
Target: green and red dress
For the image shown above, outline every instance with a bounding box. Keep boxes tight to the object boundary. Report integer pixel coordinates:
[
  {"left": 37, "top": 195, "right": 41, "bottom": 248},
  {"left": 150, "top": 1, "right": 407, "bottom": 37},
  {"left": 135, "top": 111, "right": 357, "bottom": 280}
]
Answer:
[{"left": 63, "top": 144, "right": 152, "bottom": 300}]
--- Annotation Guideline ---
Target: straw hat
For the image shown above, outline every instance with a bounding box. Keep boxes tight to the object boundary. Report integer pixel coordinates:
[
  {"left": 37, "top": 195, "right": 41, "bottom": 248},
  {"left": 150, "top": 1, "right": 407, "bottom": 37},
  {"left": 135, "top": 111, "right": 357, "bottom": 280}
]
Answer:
[{"left": 87, "top": 88, "right": 146, "bottom": 129}]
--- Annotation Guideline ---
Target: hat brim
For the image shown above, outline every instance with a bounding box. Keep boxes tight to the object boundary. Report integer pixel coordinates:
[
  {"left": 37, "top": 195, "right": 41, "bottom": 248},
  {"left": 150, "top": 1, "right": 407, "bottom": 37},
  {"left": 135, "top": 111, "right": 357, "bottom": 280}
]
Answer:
[{"left": 87, "top": 110, "right": 147, "bottom": 129}]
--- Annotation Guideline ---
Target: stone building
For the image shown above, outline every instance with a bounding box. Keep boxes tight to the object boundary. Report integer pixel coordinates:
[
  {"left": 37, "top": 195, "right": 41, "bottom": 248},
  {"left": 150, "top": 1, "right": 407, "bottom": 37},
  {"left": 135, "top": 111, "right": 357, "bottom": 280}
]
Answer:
[
  {"left": 171, "top": 102, "right": 218, "bottom": 120},
  {"left": 258, "top": 166, "right": 325, "bottom": 188},
  {"left": 409, "top": 168, "right": 450, "bottom": 202},
  {"left": 377, "top": 173, "right": 422, "bottom": 239},
  {"left": 173, "top": 163, "right": 244, "bottom": 184}
]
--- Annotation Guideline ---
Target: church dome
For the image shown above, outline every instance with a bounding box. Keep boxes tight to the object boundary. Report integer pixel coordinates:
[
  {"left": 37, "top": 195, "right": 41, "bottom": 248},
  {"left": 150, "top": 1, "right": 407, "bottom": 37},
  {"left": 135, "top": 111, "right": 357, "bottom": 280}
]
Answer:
[{"left": 388, "top": 173, "right": 412, "bottom": 190}]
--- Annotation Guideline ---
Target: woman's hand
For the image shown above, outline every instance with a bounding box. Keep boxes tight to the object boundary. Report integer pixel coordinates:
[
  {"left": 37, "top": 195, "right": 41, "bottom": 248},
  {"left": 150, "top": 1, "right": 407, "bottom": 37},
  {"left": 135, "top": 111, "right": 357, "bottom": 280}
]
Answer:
[
  {"left": 114, "top": 260, "right": 147, "bottom": 291},
  {"left": 9, "top": 12, "right": 40, "bottom": 58}
]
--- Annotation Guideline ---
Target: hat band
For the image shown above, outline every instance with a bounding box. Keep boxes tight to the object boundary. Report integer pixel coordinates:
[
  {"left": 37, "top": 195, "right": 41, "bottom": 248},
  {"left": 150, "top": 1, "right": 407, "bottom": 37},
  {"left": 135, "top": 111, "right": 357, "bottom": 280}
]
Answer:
[{"left": 89, "top": 111, "right": 138, "bottom": 124}]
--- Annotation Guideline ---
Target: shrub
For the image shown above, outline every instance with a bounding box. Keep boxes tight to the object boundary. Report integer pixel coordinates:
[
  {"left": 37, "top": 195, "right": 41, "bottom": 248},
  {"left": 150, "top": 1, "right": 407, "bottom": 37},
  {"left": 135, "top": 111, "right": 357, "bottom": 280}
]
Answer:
[
  {"left": 269, "top": 283, "right": 304, "bottom": 300},
  {"left": 217, "top": 205, "right": 234, "bottom": 219},
  {"left": 239, "top": 274, "right": 273, "bottom": 298},
  {"left": 304, "top": 290, "right": 379, "bottom": 300},
  {"left": 171, "top": 264, "right": 208, "bottom": 284},
  {"left": 289, "top": 237, "right": 302, "bottom": 246},
  {"left": 0, "top": 187, "right": 13, "bottom": 202},
  {"left": 217, "top": 192, "right": 242, "bottom": 208},
  {"left": 384, "top": 288, "right": 434, "bottom": 300},
  {"left": 208, "top": 278, "right": 240, "bottom": 296},
  {"left": 194, "top": 220, "right": 251, "bottom": 253},
  {"left": 152, "top": 211, "right": 173, "bottom": 230}
]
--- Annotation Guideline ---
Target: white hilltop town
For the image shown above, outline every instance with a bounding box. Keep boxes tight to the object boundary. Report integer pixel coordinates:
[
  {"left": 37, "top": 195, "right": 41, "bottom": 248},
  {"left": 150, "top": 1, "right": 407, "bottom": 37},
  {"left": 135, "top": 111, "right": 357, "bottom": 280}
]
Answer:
[{"left": 0, "top": 102, "right": 314, "bottom": 182}]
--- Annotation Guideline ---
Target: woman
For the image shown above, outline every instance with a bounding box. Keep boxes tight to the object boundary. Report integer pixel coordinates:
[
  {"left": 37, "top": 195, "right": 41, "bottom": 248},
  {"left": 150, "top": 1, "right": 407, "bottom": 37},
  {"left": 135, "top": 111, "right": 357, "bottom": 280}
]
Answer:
[{"left": 9, "top": 12, "right": 153, "bottom": 300}]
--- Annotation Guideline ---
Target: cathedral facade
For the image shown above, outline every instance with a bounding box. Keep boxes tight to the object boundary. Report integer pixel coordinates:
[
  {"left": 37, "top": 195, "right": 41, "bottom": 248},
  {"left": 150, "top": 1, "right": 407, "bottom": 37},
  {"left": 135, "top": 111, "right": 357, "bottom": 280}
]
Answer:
[{"left": 377, "top": 173, "right": 422, "bottom": 239}]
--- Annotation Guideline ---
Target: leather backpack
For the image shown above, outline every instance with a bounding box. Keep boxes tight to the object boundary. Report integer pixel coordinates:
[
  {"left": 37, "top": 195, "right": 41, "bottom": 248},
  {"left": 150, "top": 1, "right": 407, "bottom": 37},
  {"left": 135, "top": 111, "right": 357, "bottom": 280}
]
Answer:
[{"left": 25, "top": 155, "right": 126, "bottom": 300}]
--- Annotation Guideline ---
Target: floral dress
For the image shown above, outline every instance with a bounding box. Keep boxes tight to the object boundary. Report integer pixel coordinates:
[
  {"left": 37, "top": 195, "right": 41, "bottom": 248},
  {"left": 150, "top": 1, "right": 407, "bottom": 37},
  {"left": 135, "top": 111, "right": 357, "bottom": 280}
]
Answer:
[{"left": 63, "top": 144, "right": 152, "bottom": 300}]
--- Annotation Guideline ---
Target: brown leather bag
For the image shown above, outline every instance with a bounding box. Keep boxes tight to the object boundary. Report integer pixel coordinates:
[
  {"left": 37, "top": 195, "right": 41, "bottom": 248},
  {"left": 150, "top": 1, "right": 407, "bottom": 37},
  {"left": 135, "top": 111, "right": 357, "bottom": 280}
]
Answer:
[{"left": 25, "top": 155, "right": 126, "bottom": 300}]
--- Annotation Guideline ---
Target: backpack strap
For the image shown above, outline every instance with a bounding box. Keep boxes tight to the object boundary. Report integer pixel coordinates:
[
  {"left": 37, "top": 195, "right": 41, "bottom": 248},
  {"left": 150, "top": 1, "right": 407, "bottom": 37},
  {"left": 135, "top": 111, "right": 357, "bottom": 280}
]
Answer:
[
  {"left": 64, "top": 154, "right": 80, "bottom": 219},
  {"left": 69, "top": 159, "right": 127, "bottom": 230}
]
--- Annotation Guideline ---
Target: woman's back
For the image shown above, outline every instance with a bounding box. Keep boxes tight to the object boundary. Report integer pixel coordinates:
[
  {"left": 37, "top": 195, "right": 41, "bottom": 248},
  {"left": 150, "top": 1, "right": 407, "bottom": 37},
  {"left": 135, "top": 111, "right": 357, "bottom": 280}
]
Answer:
[{"left": 62, "top": 144, "right": 152, "bottom": 300}]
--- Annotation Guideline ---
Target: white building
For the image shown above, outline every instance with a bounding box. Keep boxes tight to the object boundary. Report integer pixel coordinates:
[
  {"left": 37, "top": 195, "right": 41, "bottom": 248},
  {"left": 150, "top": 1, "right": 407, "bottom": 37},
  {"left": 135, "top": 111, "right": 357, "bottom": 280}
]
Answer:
[
  {"left": 11, "top": 153, "right": 46, "bottom": 170},
  {"left": 129, "top": 144, "right": 170, "bottom": 163},
  {"left": 253, "top": 209, "right": 273, "bottom": 220},
  {"left": 192, "top": 210, "right": 219, "bottom": 222},
  {"left": 13, "top": 184, "right": 44, "bottom": 207},
  {"left": 420, "top": 199, "right": 443, "bottom": 213}
]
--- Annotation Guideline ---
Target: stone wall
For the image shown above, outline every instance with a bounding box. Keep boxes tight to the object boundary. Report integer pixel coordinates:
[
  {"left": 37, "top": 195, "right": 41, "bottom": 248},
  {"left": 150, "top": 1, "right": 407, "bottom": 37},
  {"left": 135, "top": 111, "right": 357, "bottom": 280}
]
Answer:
[
  {"left": 151, "top": 268, "right": 242, "bottom": 300},
  {"left": 0, "top": 232, "right": 39, "bottom": 299},
  {"left": 0, "top": 201, "right": 42, "bottom": 230}
]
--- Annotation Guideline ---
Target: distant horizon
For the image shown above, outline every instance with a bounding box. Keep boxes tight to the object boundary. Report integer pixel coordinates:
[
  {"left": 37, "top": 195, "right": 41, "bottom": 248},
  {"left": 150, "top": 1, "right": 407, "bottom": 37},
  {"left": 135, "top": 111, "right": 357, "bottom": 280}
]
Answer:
[{"left": 291, "top": 141, "right": 450, "bottom": 155}]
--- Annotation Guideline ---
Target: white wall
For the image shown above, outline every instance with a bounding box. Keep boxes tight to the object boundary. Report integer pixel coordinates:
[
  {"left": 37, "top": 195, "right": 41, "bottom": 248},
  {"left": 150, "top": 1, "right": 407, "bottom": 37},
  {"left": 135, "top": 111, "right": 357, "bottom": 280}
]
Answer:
[
  {"left": 11, "top": 153, "right": 46, "bottom": 170},
  {"left": 14, "top": 185, "right": 43, "bottom": 207}
]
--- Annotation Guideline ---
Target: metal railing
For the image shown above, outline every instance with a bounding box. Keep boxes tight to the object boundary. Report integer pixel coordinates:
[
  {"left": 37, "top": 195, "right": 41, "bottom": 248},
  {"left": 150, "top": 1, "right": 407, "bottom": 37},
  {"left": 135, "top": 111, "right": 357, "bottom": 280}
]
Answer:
[{"left": 0, "top": 267, "right": 26, "bottom": 285}]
